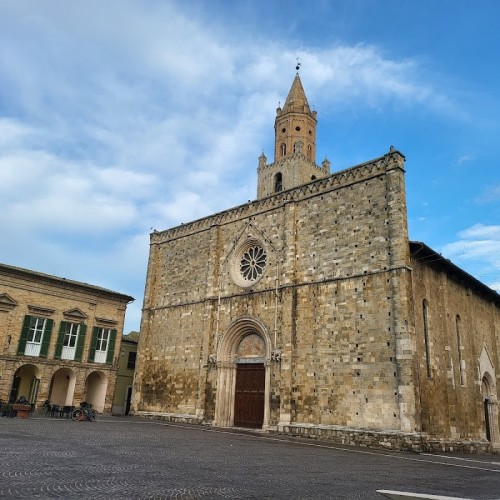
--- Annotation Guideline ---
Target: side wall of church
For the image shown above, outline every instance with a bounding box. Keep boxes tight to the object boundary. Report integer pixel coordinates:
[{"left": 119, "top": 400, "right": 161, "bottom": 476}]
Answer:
[
  {"left": 134, "top": 151, "right": 418, "bottom": 433},
  {"left": 411, "top": 258, "right": 500, "bottom": 441}
]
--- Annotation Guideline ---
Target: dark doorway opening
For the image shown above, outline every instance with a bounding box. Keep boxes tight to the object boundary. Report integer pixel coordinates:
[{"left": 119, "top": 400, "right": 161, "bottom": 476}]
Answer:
[
  {"left": 9, "top": 373, "right": 21, "bottom": 403},
  {"left": 125, "top": 386, "right": 132, "bottom": 415},
  {"left": 234, "top": 363, "right": 265, "bottom": 428},
  {"left": 484, "top": 398, "right": 491, "bottom": 442}
]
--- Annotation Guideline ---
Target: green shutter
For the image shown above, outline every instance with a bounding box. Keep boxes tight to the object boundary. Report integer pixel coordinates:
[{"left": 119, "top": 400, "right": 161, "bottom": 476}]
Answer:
[
  {"left": 75, "top": 324, "right": 86, "bottom": 361},
  {"left": 54, "top": 322, "right": 66, "bottom": 359},
  {"left": 17, "top": 315, "right": 32, "bottom": 355},
  {"left": 106, "top": 329, "right": 117, "bottom": 365},
  {"left": 88, "top": 327, "right": 98, "bottom": 362},
  {"left": 39, "top": 319, "right": 53, "bottom": 358}
]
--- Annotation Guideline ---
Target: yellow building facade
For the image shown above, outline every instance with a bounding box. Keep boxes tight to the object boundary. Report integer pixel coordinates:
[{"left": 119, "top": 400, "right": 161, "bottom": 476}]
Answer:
[
  {"left": 112, "top": 332, "right": 138, "bottom": 415},
  {"left": 0, "top": 263, "right": 133, "bottom": 414}
]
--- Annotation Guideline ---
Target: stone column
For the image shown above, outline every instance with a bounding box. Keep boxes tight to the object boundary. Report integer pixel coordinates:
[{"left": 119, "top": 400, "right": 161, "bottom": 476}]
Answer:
[{"left": 213, "top": 361, "right": 236, "bottom": 427}]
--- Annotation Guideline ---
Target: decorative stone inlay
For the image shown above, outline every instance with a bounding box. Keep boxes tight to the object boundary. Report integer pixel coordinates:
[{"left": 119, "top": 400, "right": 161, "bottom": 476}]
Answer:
[
  {"left": 63, "top": 308, "right": 88, "bottom": 321},
  {"left": 95, "top": 317, "right": 117, "bottom": 326},
  {"left": 271, "top": 349, "right": 282, "bottom": 362},
  {"left": 0, "top": 293, "right": 18, "bottom": 312},
  {"left": 28, "top": 304, "right": 55, "bottom": 316},
  {"left": 237, "top": 334, "right": 265, "bottom": 358}
]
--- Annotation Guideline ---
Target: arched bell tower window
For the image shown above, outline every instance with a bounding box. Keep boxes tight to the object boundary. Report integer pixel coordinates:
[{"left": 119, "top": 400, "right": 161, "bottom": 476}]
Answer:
[
  {"left": 307, "top": 145, "right": 312, "bottom": 160},
  {"left": 274, "top": 172, "right": 283, "bottom": 193},
  {"left": 281, "top": 143, "right": 286, "bottom": 157}
]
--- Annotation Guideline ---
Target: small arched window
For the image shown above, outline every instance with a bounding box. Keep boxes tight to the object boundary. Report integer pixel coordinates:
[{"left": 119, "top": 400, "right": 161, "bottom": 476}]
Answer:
[
  {"left": 274, "top": 172, "right": 283, "bottom": 193},
  {"left": 423, "top": 299, "right": 431, "bottom": 378},
  {"left": 311, "top": 175, "right": 316, "bottom": 181},
  {"left": 281, "top": 143, "right": 286, "bottom": 157},
  {"left": 456, "top": 315, "right": 465, "bottom": 385},
  {"left": 307, "top": 145, "right": 313, "bottom": 160}
]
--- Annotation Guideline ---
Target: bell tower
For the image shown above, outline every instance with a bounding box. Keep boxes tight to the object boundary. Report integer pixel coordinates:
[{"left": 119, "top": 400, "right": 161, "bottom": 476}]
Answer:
[
  {"left": 274, "top": 72, "right": 317, "bottom": 163},
  {"left": 257, "top": 72, "right": 330, "bottom": 199}
]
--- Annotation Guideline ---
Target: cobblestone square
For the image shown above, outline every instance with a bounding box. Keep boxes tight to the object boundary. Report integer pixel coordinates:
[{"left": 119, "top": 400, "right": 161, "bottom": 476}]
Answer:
[{"left": 1, "top": 416, "right": 499, "bottom": 499}]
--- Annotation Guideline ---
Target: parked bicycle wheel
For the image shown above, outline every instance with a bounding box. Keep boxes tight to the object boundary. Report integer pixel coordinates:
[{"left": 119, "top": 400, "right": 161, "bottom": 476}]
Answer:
[
  {"left": 72, "top": 409, "right": 84, "bottom": 421},
  {"left": 88, "top": 409, "right": 98, "bottom": 421}
]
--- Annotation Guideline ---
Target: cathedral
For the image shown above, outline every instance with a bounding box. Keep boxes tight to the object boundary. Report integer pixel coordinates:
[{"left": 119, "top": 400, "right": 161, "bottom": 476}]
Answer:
[{"left": 132, "top": 73, "right": 500, "bottom": 452}]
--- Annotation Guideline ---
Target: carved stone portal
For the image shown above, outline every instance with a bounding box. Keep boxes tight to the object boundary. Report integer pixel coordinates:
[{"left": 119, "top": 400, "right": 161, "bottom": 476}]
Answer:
[{"left": 213, "top": 317, "right": 272, "bottom": 430}]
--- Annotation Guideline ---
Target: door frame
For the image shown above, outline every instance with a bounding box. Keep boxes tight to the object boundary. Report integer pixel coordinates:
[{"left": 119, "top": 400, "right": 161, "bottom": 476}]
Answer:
[{"left": 213, "top": 317, "right": 272, "bottom": 430}]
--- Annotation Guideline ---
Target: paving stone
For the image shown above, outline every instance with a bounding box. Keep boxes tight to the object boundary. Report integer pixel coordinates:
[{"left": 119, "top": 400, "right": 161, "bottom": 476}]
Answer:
[{"left": 1, "top": 416, "right": 499, "bottom": 499}]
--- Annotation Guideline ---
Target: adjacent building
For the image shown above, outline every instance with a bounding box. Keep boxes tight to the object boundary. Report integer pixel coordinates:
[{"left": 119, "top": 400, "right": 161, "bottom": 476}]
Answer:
[
  {"left": 132, "top": 73, "right": 500, "bottom": 451},
  {"left": 112, "top": 331, "right": 139, "bottom": 415},
  {"left": 0, "top": 263, "right": 134, "bottom": 413}
]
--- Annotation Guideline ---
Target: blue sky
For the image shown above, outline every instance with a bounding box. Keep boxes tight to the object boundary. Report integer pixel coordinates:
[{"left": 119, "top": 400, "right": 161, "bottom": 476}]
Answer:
[{"left": 0, "top": 0, "right": 499, "bottom": 333}]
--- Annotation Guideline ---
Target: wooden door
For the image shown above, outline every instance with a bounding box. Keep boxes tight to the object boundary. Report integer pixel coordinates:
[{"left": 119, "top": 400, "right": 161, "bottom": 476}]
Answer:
[{"left": 234, "top": 363, "right": 265, "bottom": 428}]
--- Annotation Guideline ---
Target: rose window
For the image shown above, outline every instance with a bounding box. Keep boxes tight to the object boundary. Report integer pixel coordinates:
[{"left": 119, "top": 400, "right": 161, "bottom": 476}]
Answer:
[
  {"left": 240, "top": 246, "right": 267, "bottom": 282},
  {"left": 230, "top": 238, "right": 268, "bottom": 288}
]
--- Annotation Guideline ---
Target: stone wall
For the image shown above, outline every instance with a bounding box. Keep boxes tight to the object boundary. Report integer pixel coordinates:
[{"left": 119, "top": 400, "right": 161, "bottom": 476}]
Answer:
[
  {"left": 411, "top": 254, "right": 500, "bottom": 443},
  {"left": 133, "top": 150, "right": 418, "bottom": 434}
]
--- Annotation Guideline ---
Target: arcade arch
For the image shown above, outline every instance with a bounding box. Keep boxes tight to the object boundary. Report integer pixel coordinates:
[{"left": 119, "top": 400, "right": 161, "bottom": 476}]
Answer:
[
  {"left": 84, "top": 370, "right": 108, "bottom": 413},
  {"left": 9, "top": 364, "right": 40, "bottom": 404},
  {"left": 48, "top": 368, "right": 76, "bottom": 406}
]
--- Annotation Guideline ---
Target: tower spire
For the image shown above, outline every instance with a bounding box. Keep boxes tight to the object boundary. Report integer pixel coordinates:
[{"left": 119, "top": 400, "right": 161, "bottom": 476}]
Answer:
[
  {"left": 257, "top": 72, "right": 330, "bottom": 199},
  {"left": 274, "top": 72, "right": 317, "bottom": 163},
  {"left": 282, "top": 72, "right": 312, "bottom": 115}
]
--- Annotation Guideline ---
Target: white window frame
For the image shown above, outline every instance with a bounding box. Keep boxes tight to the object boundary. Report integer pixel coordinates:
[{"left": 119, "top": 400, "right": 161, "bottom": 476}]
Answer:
[
  {"left": 25, "top": 317, "right": 46, "bottom": 356},
  {"left": 61, "top": 322, "right": 80, "bottom": 360},
  {"left": 94, "top": 328, "right": 111, "bottom": 364}
]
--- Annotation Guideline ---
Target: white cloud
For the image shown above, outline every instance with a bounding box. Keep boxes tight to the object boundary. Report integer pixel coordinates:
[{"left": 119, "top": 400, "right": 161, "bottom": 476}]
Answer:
[
  {"left": 455, "top": 154, "right": 473, "bottom": 166},
  {"left": 442, "top": 224, "right": 500, "bottom": 292},
  {"left": 477, "top": 184, "right": 500, "bottom": 203},
  {"left": 457, "top": 224, "right": 500, "bottom": 241},
  {"left": 0, "top": 0, "right": 474, "bottom": 332}
]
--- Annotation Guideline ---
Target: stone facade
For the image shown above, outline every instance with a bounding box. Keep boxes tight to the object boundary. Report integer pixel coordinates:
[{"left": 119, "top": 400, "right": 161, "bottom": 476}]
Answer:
[
  {"left": 0, "top": 263, "right": 133, "bottom": 414},
  {"left": 410, "top": 242, "right": 500, "bottom": 447},
  {"left": 132, "top": 74, "right": 500, "bottom": 451}
]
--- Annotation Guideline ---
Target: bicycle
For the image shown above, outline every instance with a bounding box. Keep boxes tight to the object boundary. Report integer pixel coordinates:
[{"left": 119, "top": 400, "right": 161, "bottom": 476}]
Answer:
[{"left": 72, "top": 404, "right": 98, "bottom": 422}]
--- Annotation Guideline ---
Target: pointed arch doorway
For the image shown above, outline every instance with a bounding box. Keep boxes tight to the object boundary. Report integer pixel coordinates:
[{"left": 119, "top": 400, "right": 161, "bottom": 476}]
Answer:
[
  {"left": 214, "top": 317, "right": 271, "bottom": 430},
  {"left": 482, "top": 374, "right": 496, "bottom": 443},
  {"left": 479, "top": 347, "right": 499, "bottom": 448}
]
